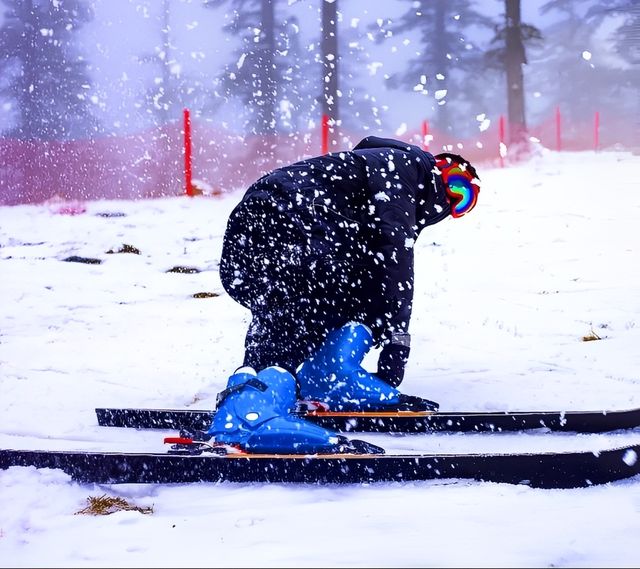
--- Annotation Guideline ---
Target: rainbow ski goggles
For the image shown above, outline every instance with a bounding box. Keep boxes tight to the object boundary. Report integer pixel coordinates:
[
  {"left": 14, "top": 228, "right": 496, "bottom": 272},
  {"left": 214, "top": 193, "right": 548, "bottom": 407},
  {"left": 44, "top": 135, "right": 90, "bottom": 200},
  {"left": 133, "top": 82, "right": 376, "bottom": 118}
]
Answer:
[{"left": 435, "top": 153, "right": 480, "bottom": 218}]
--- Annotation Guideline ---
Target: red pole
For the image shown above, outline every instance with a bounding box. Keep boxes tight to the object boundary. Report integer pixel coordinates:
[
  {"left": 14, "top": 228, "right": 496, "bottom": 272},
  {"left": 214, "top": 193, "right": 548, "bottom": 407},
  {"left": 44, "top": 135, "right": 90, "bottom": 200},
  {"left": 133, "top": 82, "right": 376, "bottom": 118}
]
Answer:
[
  {"left": 321, "top": 113, "right": 330, "bottom": 154},
  {"left": 498, "top": 114, "right": 505, "bottom": 168},
  {"left": 594, "top": 111, "right": 600, "bottom": 152},
  {"left": 421, "top": 119, "right": 429, "bottom": 151},
  {"left": 555, "top": 106, "right": 562, "bottom": 152},
  {"left": 183, "top": 107, "right": 193, "bottom": 197}
]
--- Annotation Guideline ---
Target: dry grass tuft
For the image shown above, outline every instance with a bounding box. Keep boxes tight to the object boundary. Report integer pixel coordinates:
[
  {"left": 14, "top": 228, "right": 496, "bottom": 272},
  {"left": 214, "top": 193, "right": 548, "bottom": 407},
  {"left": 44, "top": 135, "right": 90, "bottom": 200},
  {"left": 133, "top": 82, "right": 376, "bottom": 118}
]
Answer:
[
  {"left": 106, "top": 243, "right": 141, "bottom": 255},
  {"left": 75, "top": 494, "right": 153, "bottom": 516},
  {"left": 192, "top": 291, "right": 220, "bottom": 298},
  {"left": 166, "top": 265, "right": 200, "bottom": 274},
  {"left": 582, "top": 329, "right": 602, "bottom": 342}
]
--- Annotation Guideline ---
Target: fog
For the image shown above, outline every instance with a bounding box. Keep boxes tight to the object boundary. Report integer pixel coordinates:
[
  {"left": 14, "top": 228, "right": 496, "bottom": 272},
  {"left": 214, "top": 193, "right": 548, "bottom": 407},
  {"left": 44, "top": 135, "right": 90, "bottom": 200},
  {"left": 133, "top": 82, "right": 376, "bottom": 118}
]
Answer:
[
  {"left": 3, "top": 1, "right": 634, "bottom": 134},
  {"left": 80, "top": 0, "right": 563, "bottom": 133},
  {"left": 0, "top": 0, "right": 637, "bottom": 204}
]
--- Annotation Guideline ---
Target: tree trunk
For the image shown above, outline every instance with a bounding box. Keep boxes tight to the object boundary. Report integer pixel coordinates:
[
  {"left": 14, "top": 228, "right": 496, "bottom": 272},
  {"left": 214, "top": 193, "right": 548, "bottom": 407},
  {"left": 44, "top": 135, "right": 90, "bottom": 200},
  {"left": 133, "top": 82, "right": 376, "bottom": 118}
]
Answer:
[
  {"left": 19, "top": 0, "right": 38, "bottom": 140},
  {"left": 251, "top": 0, "right": 277, "bottom": 162},
  {"left": 433, "top": 0, "right": 451, "bottom": 135},
  {"left": 504, "top": 0, "right": 528, "bottom": 149},
  {"left": 321, "top": 0, "right": 339, "bottom": 149},
  {"left": 159, "top": 0, "right": 172, "bottom": 126}
]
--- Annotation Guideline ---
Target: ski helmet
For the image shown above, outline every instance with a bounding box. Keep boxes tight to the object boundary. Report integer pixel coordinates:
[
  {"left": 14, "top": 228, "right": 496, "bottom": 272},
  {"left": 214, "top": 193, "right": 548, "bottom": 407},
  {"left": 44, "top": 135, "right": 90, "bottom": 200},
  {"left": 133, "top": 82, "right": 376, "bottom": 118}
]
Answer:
[{"left": 435, "top": 153, "right": 480, "bottom": 218}]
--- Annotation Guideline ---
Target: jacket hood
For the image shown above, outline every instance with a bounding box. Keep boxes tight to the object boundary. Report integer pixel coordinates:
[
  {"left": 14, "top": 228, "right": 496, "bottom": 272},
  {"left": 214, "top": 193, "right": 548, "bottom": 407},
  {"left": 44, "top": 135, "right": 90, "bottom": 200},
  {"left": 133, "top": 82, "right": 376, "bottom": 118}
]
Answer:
[{"left": 353, "top": 136, "right": 451, "bottom": 228}]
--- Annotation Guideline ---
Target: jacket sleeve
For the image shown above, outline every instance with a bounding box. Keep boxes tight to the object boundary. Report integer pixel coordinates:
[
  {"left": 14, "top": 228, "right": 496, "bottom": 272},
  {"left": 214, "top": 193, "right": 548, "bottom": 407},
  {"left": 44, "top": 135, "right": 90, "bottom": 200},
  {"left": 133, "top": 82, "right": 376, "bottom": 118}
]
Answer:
[
  {"left": 361, "top": 149, "right": 427, "bottom": 386},
  {"left": 352, "top": 139, "right": 439, "bottom": 386},
  {"left": 374, "top": 193, "right": 416, "bottom": 337},
  {"left": 356, "top": 147, "right": 425, "bottom": 336}
]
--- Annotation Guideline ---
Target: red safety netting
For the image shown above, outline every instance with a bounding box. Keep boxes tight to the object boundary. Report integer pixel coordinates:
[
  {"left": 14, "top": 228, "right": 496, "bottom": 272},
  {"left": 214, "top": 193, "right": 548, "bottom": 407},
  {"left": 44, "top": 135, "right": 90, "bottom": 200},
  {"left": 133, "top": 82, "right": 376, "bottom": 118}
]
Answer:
[{"left": 0, "top": 111, "right": 632, "bottom": 206}]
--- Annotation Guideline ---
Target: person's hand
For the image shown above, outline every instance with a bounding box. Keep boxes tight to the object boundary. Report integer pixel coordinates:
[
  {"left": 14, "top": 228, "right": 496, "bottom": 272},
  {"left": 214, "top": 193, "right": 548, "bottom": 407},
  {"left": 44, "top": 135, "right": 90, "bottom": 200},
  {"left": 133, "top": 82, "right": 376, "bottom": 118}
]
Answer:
[{"left": 377, "top": 332, "right": 410, "bottom": 387}]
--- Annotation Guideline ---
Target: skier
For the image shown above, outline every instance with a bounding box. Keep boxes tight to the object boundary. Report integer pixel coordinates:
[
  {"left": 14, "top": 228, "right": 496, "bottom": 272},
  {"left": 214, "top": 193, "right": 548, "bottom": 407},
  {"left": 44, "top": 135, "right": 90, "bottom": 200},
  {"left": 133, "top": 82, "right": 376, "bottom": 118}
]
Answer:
[{"left": 208, "top": 136, "right": 480, "bottom": 454}]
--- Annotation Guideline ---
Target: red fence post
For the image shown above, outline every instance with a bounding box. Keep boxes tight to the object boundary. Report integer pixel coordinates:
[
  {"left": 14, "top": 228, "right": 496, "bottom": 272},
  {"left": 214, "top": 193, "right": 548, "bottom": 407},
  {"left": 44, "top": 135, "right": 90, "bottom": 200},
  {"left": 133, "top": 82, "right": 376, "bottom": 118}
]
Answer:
[
  {"left": 499, "top": 115, "right": 505, "bottom": 168},
  {"left": 555, "top": 106, "right": 562, "bottom": 152},
  {"left": 594, "top": 111, "right": 600, "bottom": 152},
  {"left": 183, "top": 107, "right": 193, "bottom": 197},
  {"left": 421, "top": 119, "right": 429, "bottom": 151},
  {"left": 321, "top": 114, "right": 330, "bottom": 155}
]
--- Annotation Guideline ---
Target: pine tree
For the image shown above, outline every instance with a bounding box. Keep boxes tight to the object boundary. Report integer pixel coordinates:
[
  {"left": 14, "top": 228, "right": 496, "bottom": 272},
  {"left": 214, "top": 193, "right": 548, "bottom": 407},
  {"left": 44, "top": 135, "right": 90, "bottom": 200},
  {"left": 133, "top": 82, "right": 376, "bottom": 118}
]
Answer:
[
  {"left": 371, "top": 0, "right": 494, "bottom": 137},
  {"left": 275, "top": 15, "right": 311, "bottom": 136},
  {"left": 204, "top": 0, "right": 276, "bottom": 158},
  {"left": 320, "top": 0, "right": 338, "bottom": 147},
  {"left": 485, "top": 0, "right": 542, "bottom": 150},
  {"left": 529, "top": 0, "right": 637, "bottom": 147},
  {"left": 335, "top": 13, "right": 393, "bottom": 139},
  {"left": 0, "top": 0, "right": 99, "bottom": 140},
  {"left": 138, "top": 0, "right": 180, "bottom": 127},
  {"left": 612, "top": 0, "right": 640, "bottom": 66},
  {"left": 204, "top": 0, "right": 319, "bottom": 162}
]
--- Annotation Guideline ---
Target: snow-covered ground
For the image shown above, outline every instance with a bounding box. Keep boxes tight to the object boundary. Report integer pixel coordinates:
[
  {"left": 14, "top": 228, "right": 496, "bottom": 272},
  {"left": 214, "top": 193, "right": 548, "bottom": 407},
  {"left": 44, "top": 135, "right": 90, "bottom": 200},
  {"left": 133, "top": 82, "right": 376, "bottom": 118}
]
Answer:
[{"left": 1, "top": 148, "right": 639, "bottom": 568}]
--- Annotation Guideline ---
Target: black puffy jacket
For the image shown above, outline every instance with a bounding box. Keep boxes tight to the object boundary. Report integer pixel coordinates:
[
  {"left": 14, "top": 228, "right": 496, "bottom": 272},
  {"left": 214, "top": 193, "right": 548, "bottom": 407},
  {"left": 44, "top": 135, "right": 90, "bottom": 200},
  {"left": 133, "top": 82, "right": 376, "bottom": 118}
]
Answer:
[{"left": 221, "top": 136, "right": 451, "bottom": 384}]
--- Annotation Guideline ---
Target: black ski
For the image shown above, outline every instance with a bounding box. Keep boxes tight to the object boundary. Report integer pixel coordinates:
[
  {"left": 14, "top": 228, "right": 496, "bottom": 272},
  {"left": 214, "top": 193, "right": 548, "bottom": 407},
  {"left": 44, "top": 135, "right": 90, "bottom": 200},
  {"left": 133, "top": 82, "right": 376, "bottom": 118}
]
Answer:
[
  {"left": 1, "top": 443, "right": 639, "bottom": 488},
  {"left": 95, "top": 406, "right": 640, "bottom": 434}
]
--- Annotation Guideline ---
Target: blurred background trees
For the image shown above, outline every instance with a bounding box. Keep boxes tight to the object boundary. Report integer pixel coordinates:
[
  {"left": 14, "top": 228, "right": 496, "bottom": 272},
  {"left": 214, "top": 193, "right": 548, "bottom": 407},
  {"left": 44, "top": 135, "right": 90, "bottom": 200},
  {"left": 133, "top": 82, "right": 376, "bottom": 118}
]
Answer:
[
  {"left": 0, "top": 0, "right": 637, "bottom": 203},
  {"left": 0, "top": 0, "right": 100, "bottom": 140}
]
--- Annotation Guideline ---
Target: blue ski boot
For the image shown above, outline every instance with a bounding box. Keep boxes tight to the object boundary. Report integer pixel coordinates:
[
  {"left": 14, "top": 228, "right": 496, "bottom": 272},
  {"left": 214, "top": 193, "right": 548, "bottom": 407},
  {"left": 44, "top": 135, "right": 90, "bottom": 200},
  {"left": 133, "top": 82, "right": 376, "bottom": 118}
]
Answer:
[
  {"left": 297, "top": 322, "right": 439, "bottom": 412},
  {"left": 207, "top": 365, "right": 383, "bottom": 454}
]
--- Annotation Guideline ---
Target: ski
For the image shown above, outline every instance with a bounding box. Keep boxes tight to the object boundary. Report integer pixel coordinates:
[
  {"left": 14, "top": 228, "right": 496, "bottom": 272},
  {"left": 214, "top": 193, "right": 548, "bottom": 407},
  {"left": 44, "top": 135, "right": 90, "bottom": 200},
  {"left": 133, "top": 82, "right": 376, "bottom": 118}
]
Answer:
[
  {"left": 94, "top": 406, "right": 640, "bottom": 434},
  {"left": 1, "top": 443, "right": 638, "bottom": 488}
]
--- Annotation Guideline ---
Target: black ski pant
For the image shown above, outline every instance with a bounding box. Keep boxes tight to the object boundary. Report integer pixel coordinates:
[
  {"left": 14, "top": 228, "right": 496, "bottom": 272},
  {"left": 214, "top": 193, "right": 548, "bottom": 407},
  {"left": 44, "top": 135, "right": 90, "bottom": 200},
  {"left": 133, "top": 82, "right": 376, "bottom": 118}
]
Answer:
[{"left": 219, "top": 195, "right": 370, "bottom": 375}]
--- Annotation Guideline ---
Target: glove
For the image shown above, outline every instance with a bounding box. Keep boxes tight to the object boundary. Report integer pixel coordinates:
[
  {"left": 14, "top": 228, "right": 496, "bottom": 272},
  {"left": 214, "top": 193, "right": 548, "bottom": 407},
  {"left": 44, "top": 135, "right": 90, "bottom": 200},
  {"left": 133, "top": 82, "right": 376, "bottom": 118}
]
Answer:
[{"left": 376, "top": 332, "right": 411, "bottom": 388}]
